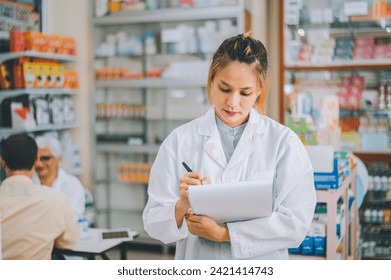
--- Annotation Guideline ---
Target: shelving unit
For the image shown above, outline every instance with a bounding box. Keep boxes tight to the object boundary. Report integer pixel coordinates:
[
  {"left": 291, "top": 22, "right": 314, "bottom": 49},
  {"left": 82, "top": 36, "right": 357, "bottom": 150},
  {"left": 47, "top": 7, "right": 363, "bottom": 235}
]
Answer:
[
  {"left": 278, "top": 0, "right": 391, "bottom": 155},
  {"left": 356, "top": 155, "right": 391, "bottom": 259},
  {"left": 90, "top": 0, "right": 248, "bottom": 249},
  {"left": 278, "top": 0, "right": 391, "bottom": 259},
  {"left": 290, "top": 167, "right": 358, "bottom": 260},
  {"left": 0, "top": 52, "right": 78, "bottom": 136},
  {"left": 317, "top": 167, "right": 358, "bottom": 260}
]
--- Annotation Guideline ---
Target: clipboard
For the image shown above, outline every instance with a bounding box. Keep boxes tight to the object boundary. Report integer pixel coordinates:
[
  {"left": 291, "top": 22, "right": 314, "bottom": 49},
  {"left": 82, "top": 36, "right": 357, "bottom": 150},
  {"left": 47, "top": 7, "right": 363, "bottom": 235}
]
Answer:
[{"left": 187, "top": 180, "right": 273, "bottom": 223}]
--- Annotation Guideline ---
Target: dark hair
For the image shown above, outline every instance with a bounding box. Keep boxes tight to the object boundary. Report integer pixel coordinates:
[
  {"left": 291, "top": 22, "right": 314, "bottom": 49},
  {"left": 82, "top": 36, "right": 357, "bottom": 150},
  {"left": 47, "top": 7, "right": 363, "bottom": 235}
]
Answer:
[
  {"left": 207, "top": 33, "right": 269, "bottom": 113},
  {"left": 1, "top": 133, "right": 38, "bottom": 171}
]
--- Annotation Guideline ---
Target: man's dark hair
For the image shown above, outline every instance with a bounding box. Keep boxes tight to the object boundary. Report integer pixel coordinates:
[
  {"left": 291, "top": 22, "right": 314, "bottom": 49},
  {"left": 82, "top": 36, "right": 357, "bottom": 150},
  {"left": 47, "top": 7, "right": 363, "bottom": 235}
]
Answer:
[{"left": 1, "top": 133, "right": 37, "bottom": 171}]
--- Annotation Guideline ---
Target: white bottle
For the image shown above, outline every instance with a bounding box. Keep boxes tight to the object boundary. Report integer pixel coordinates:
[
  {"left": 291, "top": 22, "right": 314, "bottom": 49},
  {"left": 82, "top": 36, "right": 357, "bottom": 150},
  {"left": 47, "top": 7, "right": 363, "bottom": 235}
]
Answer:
[{"left": 364, "top": 208, "right": 371, "bottom": 223}]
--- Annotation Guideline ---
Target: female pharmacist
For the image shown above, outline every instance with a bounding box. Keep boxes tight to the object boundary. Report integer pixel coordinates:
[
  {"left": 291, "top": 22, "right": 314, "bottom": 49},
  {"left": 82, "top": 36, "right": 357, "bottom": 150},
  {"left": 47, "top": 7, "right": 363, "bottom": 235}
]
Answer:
[{"left": 143, "top": 33, "right": 316, "bottom": 259}]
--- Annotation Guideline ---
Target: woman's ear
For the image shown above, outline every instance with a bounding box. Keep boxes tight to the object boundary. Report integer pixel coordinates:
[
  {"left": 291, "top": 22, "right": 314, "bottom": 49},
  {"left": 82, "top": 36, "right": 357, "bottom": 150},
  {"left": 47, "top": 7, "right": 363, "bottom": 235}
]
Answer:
[{"left": 255, "top": 91, "right": 261, "bottom": 103}]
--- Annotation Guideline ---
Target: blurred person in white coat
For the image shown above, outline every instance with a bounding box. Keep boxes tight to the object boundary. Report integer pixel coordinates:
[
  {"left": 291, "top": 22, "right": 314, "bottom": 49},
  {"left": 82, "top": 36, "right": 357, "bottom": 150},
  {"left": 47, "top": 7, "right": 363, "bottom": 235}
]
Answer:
[
  {"left": 143, "top": 33, "right": 317, "bottom": 260},
  {"left": 34, "top": 135, "right": 85, "bottom": 220}
]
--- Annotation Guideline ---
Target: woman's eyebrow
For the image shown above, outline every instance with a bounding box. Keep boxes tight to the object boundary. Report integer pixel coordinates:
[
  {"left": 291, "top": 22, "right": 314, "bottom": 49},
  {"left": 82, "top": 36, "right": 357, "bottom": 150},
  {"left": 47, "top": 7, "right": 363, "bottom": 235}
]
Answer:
[{"left": 219, "top": 80, "right": 254, "bottom": 90}]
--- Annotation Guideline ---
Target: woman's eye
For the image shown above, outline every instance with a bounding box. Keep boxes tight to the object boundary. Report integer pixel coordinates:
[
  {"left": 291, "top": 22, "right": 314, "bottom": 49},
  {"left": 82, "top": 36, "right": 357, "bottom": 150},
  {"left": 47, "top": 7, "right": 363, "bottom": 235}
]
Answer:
[
  {"left": 219, "top": 87, "right": 230, "bottom": 93},
  {"left": 241, "top": 92, "right": 252, "bottom": 96}
]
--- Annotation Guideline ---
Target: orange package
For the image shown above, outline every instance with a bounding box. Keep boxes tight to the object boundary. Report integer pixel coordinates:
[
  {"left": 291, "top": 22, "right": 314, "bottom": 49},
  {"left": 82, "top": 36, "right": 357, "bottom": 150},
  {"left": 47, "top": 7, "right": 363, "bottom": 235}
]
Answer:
[
  {"left": 46, "top": 63, "right": 57, "bottom": 88},
  {"left": 62, "top": 36, "right": 77, "bottom": 56},
  {"left": 34, "top": 62, "right": 47, "bottom": 88},
  {"left": 25, "top": 31, "right": 41, "bottom": 52},
  {"left": 22, "top": 61, "right": 36, "bottom": 88},
  {"left": 0, "top": 62, "right": 12, "bottom": 89},
  {"left": 39, "top": 33, "right": 49, "bottom": 53},
  {"left": 48, "top": 34, "right": 63, "bottom": 54},
  {"left": 9, "top": 30, "right": 25, "bottom": 52},
  {"left": 64, "top": 70, "right": 79, "bottom": 89}
]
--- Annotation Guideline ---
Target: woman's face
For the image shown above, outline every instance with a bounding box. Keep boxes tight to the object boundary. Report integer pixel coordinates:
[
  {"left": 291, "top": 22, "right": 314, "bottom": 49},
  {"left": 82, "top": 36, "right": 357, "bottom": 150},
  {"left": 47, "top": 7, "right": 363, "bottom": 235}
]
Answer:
[
  {"left": 212, "top": 61, "right": 260, "bottom": 128},
  {"left": 35, "top": 147, "right": 60, "bottom": 180}
]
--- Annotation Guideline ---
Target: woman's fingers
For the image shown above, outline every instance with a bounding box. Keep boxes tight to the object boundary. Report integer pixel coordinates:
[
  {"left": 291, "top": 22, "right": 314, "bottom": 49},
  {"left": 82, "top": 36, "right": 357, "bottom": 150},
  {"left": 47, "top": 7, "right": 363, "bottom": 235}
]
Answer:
[{"left": 200, "top": 177, "right": 209, "bottom": 185}]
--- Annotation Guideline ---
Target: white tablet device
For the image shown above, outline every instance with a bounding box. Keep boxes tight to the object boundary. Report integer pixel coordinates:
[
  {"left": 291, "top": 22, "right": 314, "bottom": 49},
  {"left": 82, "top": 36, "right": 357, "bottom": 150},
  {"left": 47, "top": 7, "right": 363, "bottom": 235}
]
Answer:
[{"left": 187, "top": 180, "right": 273, "bottom": 223}]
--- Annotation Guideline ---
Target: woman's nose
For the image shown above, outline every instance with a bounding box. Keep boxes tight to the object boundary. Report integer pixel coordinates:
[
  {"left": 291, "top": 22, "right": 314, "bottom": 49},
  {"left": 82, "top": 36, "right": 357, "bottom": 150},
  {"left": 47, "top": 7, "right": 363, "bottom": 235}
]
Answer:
[{"left": 227, "top": 92, "right": 240, "bottom": 108}]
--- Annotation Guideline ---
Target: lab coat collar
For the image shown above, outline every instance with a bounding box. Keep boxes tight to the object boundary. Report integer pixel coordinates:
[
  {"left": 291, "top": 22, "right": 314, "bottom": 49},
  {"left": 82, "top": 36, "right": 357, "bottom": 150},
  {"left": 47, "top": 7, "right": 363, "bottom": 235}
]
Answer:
[
  {"left": 197, "top": 107, "right": 265, "bottom": 137},
  {"left": 197, "top": 107, "right": 265, "bottom": 169}
]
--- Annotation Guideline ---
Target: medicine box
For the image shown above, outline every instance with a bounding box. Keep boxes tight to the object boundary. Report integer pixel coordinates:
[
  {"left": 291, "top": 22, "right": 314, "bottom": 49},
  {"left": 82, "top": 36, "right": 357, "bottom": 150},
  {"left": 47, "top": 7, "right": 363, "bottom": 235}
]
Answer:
[
  {"left": 314, "top": 236, "right": 326, "bottom": 256},
  {"left": 288, "top": 246, "right": 301, "bottom": 255},
  {"left": 301, "top": 236, "right": 314, "bottom": 255},
  {"left": 314, "top": 158, "right": 343, "bottom": 189}
]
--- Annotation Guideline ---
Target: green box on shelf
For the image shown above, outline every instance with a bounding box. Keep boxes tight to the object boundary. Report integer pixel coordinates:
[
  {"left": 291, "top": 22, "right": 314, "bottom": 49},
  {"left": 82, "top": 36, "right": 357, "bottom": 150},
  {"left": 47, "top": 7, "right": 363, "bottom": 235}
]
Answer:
[{"left": 289, "top": 117, "right": 318, "bottom": 145}]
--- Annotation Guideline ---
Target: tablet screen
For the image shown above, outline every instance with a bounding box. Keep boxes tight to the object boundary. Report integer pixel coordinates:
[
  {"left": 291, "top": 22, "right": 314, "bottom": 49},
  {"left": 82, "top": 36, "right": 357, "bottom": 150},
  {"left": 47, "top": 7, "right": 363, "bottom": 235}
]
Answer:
[{"left": 102, "top": 231, "right": 129, "bottom": 239}]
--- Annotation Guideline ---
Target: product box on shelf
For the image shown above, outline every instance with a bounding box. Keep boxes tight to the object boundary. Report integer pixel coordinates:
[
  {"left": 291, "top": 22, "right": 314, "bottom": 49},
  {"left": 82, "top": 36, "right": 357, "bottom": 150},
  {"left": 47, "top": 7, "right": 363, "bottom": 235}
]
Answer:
[{"left": 314, "top": 158, "right": 345, "bottom": 189}]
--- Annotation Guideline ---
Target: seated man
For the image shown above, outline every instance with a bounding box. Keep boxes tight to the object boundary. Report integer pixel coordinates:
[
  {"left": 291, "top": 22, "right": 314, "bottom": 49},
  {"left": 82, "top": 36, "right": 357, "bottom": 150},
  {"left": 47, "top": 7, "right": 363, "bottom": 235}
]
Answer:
[
  {"left": 0, "top": 133, "right": 79, "bottom": 260},
  {"left": 34, "top": 135, "right": 85, "bottom": 220}
]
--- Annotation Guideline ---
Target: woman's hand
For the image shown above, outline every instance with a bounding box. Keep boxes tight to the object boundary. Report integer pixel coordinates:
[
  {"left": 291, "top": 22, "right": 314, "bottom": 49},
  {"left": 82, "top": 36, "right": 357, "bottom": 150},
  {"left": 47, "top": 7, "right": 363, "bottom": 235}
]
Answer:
[
  {"left": 186, "top": 214, "right": 230, "bottom": 242},
  {"left": 175, "top": 172, "right": 208, "bottom": 228}
]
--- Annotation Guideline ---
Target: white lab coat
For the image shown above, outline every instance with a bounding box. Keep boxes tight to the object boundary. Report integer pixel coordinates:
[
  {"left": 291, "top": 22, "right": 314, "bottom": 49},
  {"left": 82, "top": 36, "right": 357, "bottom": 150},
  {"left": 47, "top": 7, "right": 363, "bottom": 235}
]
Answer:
[
  {"left": 34, "top": 168, "right": 85, "bottom": 220},
  {"left": 143, "top": 107, "right": 316, "bottom": 260}
]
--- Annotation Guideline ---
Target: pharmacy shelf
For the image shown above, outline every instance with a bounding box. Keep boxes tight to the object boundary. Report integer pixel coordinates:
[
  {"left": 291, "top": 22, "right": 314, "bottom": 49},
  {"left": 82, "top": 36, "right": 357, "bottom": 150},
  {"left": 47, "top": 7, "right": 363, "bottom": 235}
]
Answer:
[
  {"left": 96, "top": 143, "right": 159, "bottom": 154},
  {"left": 0, "top": 16, "right": 34, "bottom": 29},
  {"left": 0, "top": 88, "right": 79, "bottom": 102},
  {"left": 0, "top": 51, "right": 77, "bottom": 63},
  {"left": 316, "top": 167, "right": 357, "bottom": 260},
  {"left": 95, "top": 78, "right": 206, "bottom": 89},
  {"left": 353, "top": 150, "right": 391, "bottom": 163},
  {"left": 93, "top": 5, "right": 243, "bottom": 25},
  {"left": 0, "top": 122, "right": 78, "bottom": 139},
  {"left": 290, "top": 168, "right": 358, "bottom": 260},
  {"left": 285, "top": 59, "right": 391, "bottom": 71},
  {"left": 289, "top": 254, "right": 326, "bottom": 260}
]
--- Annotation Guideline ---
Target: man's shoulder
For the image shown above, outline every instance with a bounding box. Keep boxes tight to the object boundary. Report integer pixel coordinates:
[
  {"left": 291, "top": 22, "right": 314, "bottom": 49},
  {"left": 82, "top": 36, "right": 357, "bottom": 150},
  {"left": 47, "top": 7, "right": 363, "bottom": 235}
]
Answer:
[{"left": 33, "top": 184, "right": 69, "bottom": 202}]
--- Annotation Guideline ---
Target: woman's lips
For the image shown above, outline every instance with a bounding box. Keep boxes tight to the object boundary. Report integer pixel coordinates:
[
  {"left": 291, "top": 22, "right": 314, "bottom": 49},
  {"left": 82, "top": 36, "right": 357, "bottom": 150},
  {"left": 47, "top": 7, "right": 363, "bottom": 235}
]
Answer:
[{"left": 224, "top": 109, "right": 237, "bottom": 117}]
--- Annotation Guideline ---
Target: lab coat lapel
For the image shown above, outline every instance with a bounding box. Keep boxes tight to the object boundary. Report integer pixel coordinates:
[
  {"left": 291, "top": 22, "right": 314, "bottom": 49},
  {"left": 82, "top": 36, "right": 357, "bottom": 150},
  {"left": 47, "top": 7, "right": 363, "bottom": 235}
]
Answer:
[
  {"left": 204, "top": 128, "right": 227, "bottom": 169},
  {"left": 198, "top": 107, "right": 227, "bottom": 169},
  {"left": 227, "top": 122, "right": 253, "bottom": 169}
]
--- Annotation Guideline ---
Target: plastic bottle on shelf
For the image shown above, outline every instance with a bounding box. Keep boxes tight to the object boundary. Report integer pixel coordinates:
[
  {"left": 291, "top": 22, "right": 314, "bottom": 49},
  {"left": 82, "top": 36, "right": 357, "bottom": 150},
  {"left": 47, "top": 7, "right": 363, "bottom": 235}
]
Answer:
[
  {"left": 387, "top": 83, "right": 391, "bottom": 109},
  {"left": 364, "top": 208, "right": 371, "bottom": 223},
  {"left": 144, "top": 31, "right": 157, "bottom": 55},
  {"left": 370, "top": 208, "right": 378, "bottom": 223},
  {"left": 367, "top": 175, "right": 374, "bottom": 191},
  {"left": 378, "top": 83, "right": 386, "bottom": 109},
  {"left": 381, "top": 175, "right": 388, "bottom": 191},
  {"left": 373, "top": 175, "right": 381, "bottom": 191}
]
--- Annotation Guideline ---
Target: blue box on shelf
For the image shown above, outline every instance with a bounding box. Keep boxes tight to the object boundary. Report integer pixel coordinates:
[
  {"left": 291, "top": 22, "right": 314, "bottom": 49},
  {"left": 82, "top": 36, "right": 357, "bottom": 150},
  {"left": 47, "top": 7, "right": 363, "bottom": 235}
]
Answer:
[
  {"left": 288, "top": 246, "right": 301, "bottom": 255},
  {"left": 301, "top": 236, "right": 314, "bottom": 255},
  {"left": 314, "top": 236, "right": 326, "bottom": 256},
  {"left": 314, "top": 159, "right": 343, "bottom": 189}
]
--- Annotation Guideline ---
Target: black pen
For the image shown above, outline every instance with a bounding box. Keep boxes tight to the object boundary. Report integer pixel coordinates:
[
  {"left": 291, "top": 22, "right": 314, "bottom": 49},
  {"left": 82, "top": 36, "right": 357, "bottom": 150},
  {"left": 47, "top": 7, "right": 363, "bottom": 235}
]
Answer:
[{"left": 182, "top": 161, "right": 193, "bottom": 172}]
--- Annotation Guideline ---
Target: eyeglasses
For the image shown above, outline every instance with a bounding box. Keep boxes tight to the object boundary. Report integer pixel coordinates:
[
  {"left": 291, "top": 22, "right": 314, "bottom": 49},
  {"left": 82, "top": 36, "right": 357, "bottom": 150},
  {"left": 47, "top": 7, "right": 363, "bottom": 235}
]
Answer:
[{"left": 39, "top": 156, "right": 53, "bottom": 162}]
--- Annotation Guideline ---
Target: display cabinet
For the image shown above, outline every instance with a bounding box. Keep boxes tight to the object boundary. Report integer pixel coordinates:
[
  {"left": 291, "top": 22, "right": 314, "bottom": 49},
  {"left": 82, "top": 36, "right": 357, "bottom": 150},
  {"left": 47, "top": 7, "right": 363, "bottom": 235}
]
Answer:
[
  {"left": 279, "top": 0, "right": 391, "bottom": 153},
  {"left": 358, "top": 158, "right": 391, "bottom": 259},
  {"left": 290, "top": 167, "right": 358, "bottom": 260},
  {"left": 90, "top": 0, "right": 249, "bottom": 249},
  {"left": 279, "top": 0, "right": 391, "bottom": 259}
]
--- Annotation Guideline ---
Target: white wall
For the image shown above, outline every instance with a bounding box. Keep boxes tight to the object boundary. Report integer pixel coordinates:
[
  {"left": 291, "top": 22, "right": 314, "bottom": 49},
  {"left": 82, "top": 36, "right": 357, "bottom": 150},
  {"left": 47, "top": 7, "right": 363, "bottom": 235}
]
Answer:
[
  {"left": 267, "top": 0, "right": 280, "bottom": 122},
  {"left": 46, "top": 0, "right": 92, "bottom": 188},
  {"left": 251, "top": 0, "right": 279, "bottom": 121}
]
